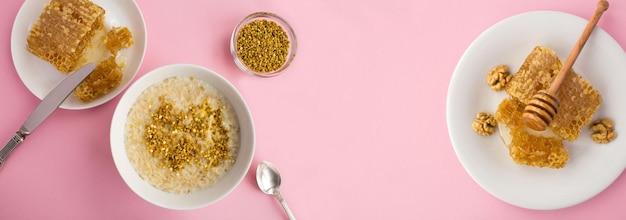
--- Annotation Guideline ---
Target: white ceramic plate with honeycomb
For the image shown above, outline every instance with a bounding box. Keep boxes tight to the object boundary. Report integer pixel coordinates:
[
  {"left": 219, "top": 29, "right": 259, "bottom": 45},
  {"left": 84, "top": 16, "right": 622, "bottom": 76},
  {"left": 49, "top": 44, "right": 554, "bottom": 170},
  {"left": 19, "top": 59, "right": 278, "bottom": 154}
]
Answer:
[
  {"left": 10, "top": 0, "right": 147, "bottom": 110},
  {"left": 447, "top": 11, "right": 626, "bottom": 210}
]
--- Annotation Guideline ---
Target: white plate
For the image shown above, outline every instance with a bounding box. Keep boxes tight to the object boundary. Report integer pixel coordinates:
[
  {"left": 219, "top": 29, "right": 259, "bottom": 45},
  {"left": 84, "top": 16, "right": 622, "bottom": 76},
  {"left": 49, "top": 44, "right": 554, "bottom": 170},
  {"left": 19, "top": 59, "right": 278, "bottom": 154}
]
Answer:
[
  {"left": 11, "top": 0, "right": 147, "bottom": 110},
  {"left": 447, "top": 11, "right": 626, "bottom": 210},
  {"left": 110, "top": 64, "right": 255, "bottom": 210}
]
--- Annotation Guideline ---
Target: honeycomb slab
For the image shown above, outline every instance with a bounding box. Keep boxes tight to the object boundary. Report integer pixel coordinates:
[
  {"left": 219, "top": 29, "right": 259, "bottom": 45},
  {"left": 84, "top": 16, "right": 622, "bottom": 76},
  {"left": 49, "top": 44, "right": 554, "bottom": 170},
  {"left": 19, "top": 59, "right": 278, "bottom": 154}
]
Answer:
[
  {"left": 27, "top": 0, "right": 105, "bottom": 74},
  {"left": 505, "top": 46, "right": 602, "bottom": 142}
]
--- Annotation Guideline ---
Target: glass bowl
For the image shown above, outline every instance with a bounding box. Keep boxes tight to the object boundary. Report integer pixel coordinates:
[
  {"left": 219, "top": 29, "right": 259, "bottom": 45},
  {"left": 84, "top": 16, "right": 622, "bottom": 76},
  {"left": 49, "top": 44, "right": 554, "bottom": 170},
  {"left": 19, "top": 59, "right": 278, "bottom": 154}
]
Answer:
[{"left": 230, "top": 12, "right": 297, "bottom": 77}]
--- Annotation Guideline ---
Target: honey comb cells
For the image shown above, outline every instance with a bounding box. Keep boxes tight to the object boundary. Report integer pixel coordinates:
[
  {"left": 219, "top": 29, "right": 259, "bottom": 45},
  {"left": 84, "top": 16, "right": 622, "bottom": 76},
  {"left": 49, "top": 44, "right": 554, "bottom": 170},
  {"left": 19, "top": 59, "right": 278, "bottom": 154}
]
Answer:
[
  {"left": 505, "top": 46, "right": 601, "bottom": 142},
  {"left": 494, "top": 46, "right": 601, "bottom": 169},
  {"left": 26, "top": 0, "right": 136, "bottom": 103},
  {"left": 27, "top": 0, "right": 105, "bottom": 74},
  {"left": 509, "top": 128, "right": 568, "bottom": 169},
  {"left": 496, "top": 97, "right": 569, "bottom": 168},
  {"left": 73, "top": 56, "right": 123, "bottom": 102}
]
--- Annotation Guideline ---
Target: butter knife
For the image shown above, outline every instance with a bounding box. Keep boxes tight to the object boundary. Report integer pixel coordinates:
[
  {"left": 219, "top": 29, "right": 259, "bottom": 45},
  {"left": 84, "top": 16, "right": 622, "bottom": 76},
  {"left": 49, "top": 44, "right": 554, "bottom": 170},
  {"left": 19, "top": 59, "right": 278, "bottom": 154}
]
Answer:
[{"left": 0, "top": 63, "right": 96, "bottom": 169}]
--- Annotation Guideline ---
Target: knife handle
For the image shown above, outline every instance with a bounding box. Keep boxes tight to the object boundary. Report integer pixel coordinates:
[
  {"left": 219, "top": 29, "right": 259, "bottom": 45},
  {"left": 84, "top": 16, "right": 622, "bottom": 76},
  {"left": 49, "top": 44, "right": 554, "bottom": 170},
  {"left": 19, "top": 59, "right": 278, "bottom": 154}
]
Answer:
[{"left": 0, "top": 132, "right": 25, "bottom": 169}]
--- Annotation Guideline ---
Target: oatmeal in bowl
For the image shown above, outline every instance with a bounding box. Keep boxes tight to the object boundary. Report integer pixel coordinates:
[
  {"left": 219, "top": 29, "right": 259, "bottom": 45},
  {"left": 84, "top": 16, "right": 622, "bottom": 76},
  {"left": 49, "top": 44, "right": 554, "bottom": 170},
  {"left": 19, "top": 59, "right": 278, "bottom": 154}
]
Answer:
[{"left": 110, "top": 64, "right": 255, "bottom": 210}]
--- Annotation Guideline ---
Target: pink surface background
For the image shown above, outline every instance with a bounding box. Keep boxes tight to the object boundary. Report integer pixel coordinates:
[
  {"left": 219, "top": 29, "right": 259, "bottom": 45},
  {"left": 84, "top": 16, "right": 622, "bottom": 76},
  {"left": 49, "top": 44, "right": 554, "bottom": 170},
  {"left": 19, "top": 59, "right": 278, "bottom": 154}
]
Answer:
[{"left": 1, "top": 0, "right": 625, "bottom": 219}]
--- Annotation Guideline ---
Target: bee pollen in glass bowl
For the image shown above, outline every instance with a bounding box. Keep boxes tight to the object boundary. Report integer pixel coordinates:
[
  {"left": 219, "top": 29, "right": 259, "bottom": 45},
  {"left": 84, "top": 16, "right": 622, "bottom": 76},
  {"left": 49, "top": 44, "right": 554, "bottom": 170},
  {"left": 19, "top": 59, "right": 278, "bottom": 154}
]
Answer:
[{"left": 233, "top": 12, "right": 296, "bottom": 76}]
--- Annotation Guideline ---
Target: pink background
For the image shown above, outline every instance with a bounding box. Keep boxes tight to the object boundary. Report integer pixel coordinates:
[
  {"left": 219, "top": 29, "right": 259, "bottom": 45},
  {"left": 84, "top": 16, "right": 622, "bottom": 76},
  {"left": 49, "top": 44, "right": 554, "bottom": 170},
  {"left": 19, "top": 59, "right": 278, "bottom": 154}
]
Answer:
[{"left": 1, "top": 0, "right": 626, "bottom": 219}]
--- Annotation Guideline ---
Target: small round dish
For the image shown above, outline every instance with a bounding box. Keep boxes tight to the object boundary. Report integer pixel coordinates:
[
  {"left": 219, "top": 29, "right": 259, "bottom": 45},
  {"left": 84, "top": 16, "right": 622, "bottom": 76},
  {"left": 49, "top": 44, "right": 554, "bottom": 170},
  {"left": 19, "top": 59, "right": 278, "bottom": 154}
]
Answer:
[
  {"left": 11, "top": 0, "right": 147, "bottom": 110},
  {"left": 110, "top": 64, "right": 255, "bottom": 210},
  {"left": 230, "top": 12, "right": 297, "bottom": 77}
]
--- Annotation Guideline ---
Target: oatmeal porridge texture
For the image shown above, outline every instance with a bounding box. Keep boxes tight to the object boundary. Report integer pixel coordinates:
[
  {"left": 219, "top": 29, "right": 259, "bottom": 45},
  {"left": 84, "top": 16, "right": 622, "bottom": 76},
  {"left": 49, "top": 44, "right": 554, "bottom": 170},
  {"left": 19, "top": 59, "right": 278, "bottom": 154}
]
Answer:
[{"left": 124, "top": 77, "right": 240, "bottom": 194}]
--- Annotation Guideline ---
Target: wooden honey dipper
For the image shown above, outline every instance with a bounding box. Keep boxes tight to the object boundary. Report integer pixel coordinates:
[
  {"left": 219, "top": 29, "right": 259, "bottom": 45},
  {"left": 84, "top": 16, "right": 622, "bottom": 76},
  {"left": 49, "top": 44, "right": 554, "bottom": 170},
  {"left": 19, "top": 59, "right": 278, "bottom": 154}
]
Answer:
[{"left": 522, "top": 0, "right": 609, "bottom": 131}]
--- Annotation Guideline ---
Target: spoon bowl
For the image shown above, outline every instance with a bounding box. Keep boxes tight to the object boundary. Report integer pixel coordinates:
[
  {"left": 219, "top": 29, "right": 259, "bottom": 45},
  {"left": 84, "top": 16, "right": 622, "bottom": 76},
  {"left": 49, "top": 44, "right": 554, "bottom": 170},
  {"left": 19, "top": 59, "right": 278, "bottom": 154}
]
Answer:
[{"left": 257, "top": 161, "right": 282, "bottom": 195}]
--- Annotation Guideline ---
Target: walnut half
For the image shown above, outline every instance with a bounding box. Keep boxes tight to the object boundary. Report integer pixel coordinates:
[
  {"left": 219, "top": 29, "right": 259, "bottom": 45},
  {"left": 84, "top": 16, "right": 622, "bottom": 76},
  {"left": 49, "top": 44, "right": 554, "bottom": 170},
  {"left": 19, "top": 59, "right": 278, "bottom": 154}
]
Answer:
[
  {"left": 589, "top": 118, "right": 617, "bottom": 144},
  {"left": 486, "top": 65, "right": 511, "bottom": 92},
  {"left": 472, "top": 112, "right": 497, "bottom": 136}
]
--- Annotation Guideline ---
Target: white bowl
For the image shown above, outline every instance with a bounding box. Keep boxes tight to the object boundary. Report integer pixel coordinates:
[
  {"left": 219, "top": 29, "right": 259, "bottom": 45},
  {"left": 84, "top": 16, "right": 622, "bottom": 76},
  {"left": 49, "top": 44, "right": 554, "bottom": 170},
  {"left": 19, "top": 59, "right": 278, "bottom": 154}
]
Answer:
[{"left": 110, "top": 64, "right": 255, "bottom": 210}]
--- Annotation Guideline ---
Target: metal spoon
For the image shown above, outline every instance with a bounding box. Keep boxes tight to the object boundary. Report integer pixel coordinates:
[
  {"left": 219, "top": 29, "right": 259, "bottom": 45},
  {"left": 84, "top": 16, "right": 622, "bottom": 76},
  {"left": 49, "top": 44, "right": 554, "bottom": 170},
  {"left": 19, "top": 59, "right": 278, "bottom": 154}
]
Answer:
[{"left": 256, "top": 161, "right": 296, "bottom": 220}]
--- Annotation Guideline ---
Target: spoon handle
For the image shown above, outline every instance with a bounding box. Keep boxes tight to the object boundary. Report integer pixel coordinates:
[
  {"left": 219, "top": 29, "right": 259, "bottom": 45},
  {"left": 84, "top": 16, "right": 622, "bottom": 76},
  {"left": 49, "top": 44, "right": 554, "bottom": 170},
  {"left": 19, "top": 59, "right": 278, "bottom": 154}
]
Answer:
[{"left": 274, "top": 191, "right": 296, "bottom": 220}]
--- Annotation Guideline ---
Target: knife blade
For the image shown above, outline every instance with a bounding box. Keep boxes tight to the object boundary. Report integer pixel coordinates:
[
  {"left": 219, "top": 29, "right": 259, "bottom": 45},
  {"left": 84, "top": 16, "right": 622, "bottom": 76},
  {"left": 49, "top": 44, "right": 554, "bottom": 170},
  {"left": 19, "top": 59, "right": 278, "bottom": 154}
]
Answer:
[{"left": 0, "top": 63, "right": 96, "bottom": 169}]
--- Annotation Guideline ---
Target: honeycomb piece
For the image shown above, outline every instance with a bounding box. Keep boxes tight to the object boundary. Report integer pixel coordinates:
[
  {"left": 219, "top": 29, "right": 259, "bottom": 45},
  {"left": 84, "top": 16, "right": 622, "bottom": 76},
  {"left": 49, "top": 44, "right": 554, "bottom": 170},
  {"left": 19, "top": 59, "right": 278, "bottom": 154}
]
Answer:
[
  {"left": 105, "top": 26, "right": 135, "bottom": 56},
  {"left": 508, "top": 128, "right": 568, "bottom": 169},
  {"left": 74, "top": 56, "right": 123, "bottom": 102},
  {"left": 495, "top": 97, "right": 568, "bottom": 169},
  {"left": 27, "top": 0, "right": 105, "bottom": 74},
  {"left": 505, "top": 46, "right": 602, "bottom": 141},
  {"left": 505, "top": 46, "right": 561, "bottom": 102},
  {"left": 495, "top": 97, "right": 526, "bottom": 130}
]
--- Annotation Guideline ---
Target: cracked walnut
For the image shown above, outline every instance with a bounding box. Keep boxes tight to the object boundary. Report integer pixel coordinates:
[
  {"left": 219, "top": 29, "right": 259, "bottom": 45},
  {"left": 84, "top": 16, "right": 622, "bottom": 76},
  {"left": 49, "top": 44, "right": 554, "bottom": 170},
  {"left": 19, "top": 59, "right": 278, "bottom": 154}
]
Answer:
[
  {"left": 472, "top": 112, "right": 497, "bottom": 136},
  {"left": 590, "top": 118, "right": 617, "bottom": 144},
  {"left": 486, "top": 65, "right": 511, "bottom": 92}
]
